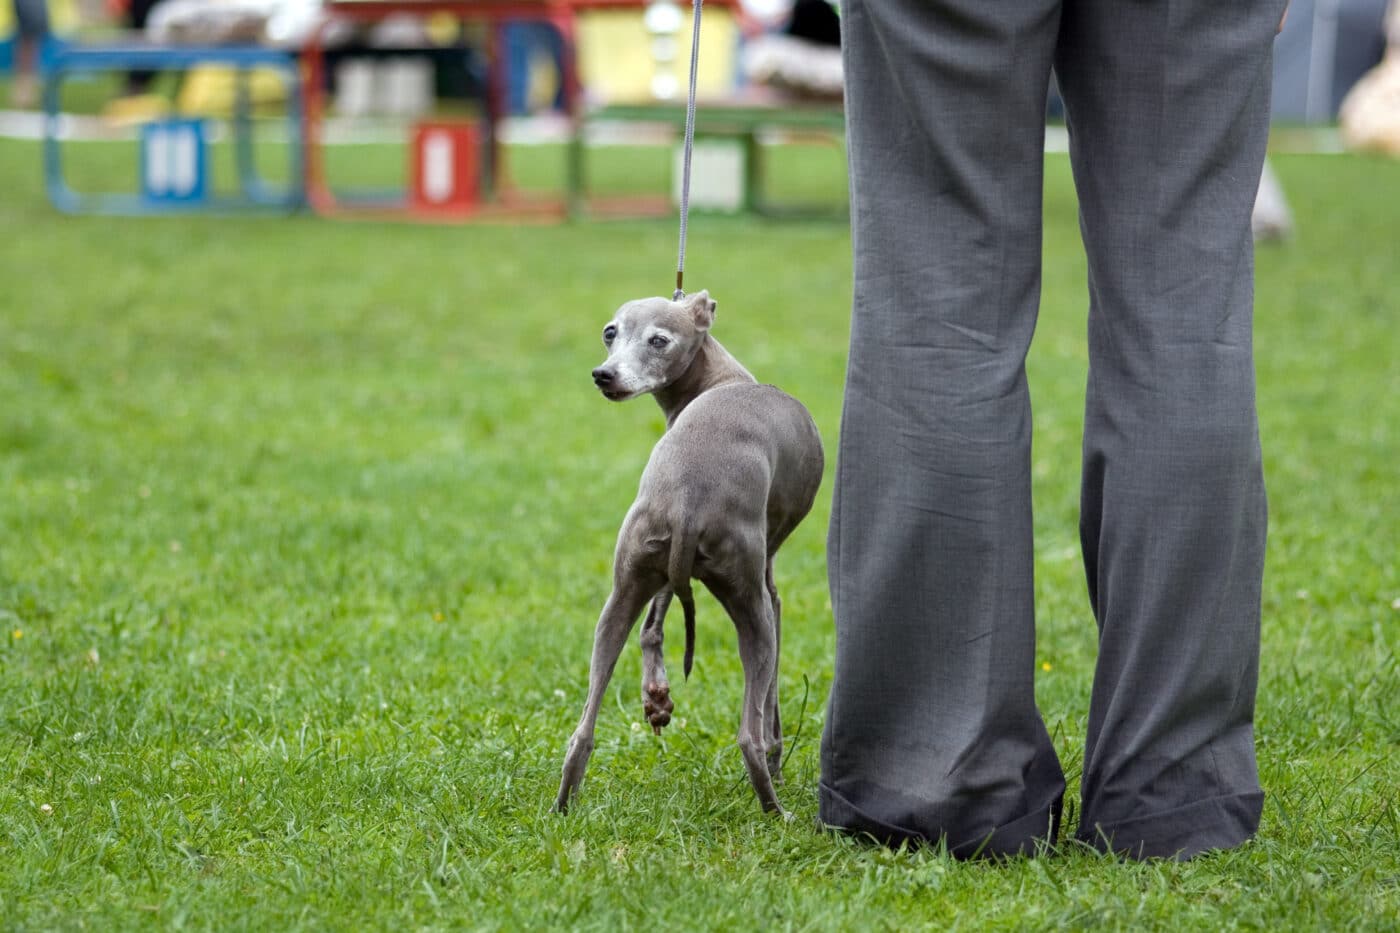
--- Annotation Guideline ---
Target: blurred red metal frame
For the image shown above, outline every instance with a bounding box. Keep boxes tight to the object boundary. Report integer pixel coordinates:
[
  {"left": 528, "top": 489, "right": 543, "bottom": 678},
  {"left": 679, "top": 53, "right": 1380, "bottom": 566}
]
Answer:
[
  {"left": 304, "top": 0, "right": 583, "bottom": 221},
  {"left": 302, "top": 0, "right": 743, "bottom": 222}
]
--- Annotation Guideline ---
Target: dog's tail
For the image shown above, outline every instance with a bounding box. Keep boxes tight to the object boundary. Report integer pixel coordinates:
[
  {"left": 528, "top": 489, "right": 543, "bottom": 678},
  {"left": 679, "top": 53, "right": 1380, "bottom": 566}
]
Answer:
[{"left": 667, "top": 524, "right": 700, "bottom": 680}]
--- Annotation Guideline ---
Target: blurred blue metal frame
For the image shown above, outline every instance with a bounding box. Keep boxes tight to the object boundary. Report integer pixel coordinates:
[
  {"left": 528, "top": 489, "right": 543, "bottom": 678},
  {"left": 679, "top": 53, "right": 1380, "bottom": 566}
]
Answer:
[{"left": 42, "top": 44, "right": 305, "bottom": 215}]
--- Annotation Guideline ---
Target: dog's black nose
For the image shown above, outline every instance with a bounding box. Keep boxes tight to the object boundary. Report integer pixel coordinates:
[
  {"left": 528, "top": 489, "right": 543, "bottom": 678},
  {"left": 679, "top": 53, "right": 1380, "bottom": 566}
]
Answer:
[{"left": 592, "top": 368, "right": 614, "bottom": 387}]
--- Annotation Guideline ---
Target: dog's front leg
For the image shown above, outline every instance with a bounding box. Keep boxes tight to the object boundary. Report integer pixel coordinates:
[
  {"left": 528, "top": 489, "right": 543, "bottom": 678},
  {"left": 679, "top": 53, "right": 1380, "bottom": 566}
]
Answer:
[
  {"left": 555, "top": 577, "right": 656, "bottom": 813},
  {"left": 639, "top": 588, "right": 675, "bottom": 734}
]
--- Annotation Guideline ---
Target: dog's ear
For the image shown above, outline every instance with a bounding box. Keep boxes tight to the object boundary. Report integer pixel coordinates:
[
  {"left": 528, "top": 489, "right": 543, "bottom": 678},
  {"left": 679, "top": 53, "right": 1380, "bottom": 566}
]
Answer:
[{"left": 687, "top": 290, "right": 717, "bottom": 331}]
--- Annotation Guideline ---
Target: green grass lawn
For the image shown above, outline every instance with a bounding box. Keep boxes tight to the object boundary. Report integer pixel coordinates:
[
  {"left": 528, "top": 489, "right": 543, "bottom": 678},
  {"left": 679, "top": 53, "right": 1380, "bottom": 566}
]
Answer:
[{"left": 1, "top": 137, "right": 1397, "bottom": 930}]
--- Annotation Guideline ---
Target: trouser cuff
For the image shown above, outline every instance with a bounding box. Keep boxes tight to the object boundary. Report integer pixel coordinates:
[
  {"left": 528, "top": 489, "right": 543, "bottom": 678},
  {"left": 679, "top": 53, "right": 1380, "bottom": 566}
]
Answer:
[
  {"left": 819, "top": 781, "right": 1063, "bottom": 859},
  {"left": 1076, "top": 790, "right": 1264, "bottom": 860}
]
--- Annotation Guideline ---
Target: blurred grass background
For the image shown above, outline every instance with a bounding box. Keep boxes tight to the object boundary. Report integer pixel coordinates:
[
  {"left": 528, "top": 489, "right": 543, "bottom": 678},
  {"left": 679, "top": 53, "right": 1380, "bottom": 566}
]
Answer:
[{"left": 0, "top": 137, "right": 1396, "bottom": 929}]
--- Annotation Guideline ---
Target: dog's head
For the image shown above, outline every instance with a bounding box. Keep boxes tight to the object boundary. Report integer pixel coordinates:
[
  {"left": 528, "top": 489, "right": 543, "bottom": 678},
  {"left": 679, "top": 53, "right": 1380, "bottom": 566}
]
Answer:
[{"left": 591, "top": 290, "right": 717, "bottom": 401}]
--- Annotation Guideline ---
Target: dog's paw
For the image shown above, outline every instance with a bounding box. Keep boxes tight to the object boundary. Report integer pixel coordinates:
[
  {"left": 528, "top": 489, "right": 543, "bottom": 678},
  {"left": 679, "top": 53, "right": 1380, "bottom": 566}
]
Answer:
[{"left": 643, "top": 681, "right": 674, "bottom": 734}]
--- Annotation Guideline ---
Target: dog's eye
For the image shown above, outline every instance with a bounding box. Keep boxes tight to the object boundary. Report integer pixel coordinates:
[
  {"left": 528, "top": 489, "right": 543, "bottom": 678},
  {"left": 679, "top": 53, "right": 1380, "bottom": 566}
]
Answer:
[
  {"left": 603, "top": 325, "right": 617, "bottom": 344},
  {"left": 648, "top": 335, "right": 669, "bottom": 349}
]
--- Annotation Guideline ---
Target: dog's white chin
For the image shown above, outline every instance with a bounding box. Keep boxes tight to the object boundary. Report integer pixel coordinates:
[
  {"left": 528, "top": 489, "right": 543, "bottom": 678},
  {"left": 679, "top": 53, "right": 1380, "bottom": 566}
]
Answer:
[{"left": 601, "top": 388, "right": 636, "bottom": 401}]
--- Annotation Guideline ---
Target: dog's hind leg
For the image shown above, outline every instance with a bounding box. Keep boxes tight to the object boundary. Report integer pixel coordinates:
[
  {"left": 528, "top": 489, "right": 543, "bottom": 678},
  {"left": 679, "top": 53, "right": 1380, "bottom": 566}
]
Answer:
[
  {"left": 640, "top": 588, "right": 675, "bottom": 734},
  {"left": 715, "top": 569, "right": 785, "bottom": 816},
  {"left": 763, "top": 560, "right": 783, "bottom": 782},
  {"left": 555, "top": 574, "right": 658, "bottom": 813}
]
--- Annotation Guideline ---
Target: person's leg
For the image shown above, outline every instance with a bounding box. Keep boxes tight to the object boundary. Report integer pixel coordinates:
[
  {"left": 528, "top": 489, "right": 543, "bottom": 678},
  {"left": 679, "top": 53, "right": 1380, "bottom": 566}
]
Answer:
[
  {"left": 126, "top": 0, "right": 160, "bottom": 95},
  {"left": 11, "top": 0, "right": 49, "bottom": 108},
  {"left": 1054, "top": 0, "right": 1282, "bottom": 860},
  {"left": 820, "top": 0, "right": 1066, "bottom": 857},
  {"left": 11, "top": 36, "right": 39, "bottom": 108}
]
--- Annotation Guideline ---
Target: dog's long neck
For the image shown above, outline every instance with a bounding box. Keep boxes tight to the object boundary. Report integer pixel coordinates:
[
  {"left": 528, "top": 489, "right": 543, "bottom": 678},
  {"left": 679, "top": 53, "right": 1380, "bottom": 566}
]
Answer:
[{"left": 653, "top": 336, "right": 756, "bottom": 428}]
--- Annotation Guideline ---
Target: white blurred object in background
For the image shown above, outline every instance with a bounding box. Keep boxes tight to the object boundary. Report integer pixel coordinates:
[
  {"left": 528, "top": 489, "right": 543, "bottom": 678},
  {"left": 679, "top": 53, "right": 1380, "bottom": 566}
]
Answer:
[
  {"left": 1252, "top": 161, "right": 1295, "bottom": 242},
  {"left": 1339, "top": 0, "right": 1400, "bottom": 154},
  {"left": 644, "top": 0, "right": 683, "bottom": 100}
]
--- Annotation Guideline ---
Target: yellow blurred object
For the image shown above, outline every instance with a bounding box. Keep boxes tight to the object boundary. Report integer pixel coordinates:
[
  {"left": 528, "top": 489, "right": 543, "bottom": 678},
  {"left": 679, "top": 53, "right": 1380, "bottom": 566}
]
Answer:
[
  {"left": 1, "top": 0, "right": 81, "bottom": 34},
  {"left": 578, "top": 8, "right": 738, "bottom": 104},
  {"left": 178, "top": 66, "right": 288, "bottom": 117},
  {"left": 425, "top": 12, "right": 460, "bottom": 45},
  {"left": 102, "top": 93, "right": 169, "bottom": 127},
  {"left": 50, "top": 0, "right": 80, "bottom": 31},
  {"left": 527, "top": 46, "right": 560, "bottom": 112}
]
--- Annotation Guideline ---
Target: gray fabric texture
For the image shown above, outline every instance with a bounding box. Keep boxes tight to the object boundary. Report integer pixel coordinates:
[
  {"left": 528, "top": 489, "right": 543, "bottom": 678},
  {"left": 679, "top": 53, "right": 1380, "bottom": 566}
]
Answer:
[{"left": 821, "top": 0, "right": 1280, "bottom": 860}]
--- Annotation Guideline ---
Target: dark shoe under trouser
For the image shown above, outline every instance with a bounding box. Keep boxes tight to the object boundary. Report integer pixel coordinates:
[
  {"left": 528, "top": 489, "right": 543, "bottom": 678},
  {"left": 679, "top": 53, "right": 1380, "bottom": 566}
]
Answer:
[{"left": 820, "top": 0, "right": 1278, "bottom": 860}]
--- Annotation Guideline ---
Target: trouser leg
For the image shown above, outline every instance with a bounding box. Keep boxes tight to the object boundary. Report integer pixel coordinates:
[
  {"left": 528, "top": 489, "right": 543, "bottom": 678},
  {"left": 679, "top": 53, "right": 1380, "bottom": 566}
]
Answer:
[
  {"left": 820, "top": 0, "right": 1066, "bottom": 857},
  {"left": 1054, "top": 0, "right": 1281, "bottom": 859}
]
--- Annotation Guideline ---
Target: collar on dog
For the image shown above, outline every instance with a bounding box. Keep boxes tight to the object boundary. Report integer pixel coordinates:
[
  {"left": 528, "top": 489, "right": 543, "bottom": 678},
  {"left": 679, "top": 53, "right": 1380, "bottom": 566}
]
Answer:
[{"left": 674, "top": 0, "right": 703, "bottom": 301}]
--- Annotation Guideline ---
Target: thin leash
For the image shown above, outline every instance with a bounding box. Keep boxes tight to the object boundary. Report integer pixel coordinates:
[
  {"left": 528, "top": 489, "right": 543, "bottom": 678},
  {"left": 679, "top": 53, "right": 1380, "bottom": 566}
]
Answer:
[{"left": 674, "top": 0, "right": 703, "bottom": 300}]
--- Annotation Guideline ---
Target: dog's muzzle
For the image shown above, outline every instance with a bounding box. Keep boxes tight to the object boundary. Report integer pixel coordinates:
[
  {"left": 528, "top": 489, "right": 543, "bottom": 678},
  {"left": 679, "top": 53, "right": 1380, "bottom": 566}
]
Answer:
[{"left": 592, "top": 367, "right": 627, "bottom": 400}]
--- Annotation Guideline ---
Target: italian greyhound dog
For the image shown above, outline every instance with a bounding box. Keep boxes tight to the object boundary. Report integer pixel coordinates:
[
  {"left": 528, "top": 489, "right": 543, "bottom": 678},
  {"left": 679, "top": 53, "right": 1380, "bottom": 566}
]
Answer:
[{"left": 554, "top": 290, "right": 824, "bottom": 816}]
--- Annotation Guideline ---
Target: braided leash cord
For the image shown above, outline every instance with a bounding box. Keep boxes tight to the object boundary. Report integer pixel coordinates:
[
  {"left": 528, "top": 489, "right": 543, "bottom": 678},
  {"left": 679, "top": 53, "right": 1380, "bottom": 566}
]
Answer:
[{"left": 674, "top": 0, "right": 703, "bottom": 300}]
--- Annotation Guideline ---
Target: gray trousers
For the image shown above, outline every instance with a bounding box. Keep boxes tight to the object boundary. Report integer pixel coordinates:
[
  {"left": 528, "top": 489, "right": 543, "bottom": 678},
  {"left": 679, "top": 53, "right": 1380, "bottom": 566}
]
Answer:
[{"left": 821, "top": 0, "right": 1279, "bottom": 859}]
